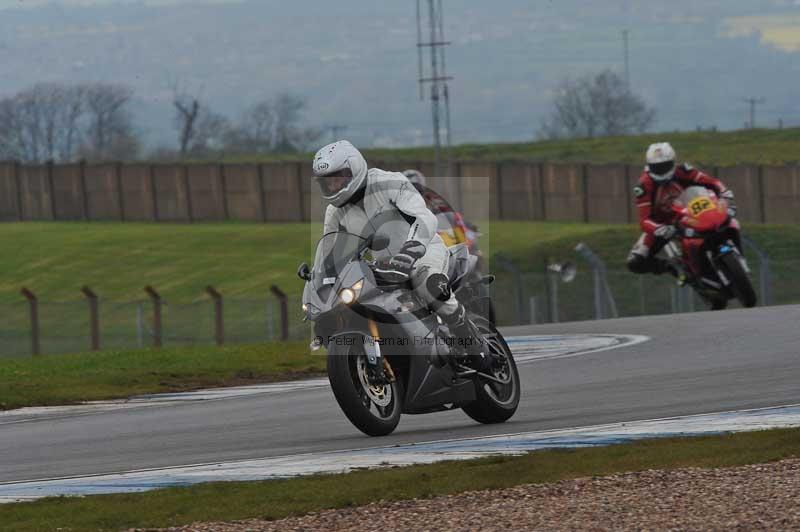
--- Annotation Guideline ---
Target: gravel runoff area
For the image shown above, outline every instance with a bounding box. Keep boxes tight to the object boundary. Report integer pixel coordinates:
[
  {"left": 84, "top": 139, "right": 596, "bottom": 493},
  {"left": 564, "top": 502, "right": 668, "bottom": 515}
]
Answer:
[{"left": 154, "top": 458, "right": 800, "bottom": 531}]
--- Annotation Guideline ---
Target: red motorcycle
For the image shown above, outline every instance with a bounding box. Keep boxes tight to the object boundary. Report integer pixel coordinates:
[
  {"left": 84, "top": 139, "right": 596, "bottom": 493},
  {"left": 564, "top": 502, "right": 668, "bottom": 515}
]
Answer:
[{"left": 661, "top": 186, "right": 757, "bottom": 310}]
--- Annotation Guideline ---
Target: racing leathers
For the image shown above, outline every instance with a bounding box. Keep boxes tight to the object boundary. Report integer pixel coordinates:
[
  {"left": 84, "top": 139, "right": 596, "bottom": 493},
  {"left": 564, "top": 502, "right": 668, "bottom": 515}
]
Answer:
[
  {"left": 322, "top": 168, "right": 487, "bottom": 365},
  {"left": 627, "top": 163, "right": 741, "bottom": 274}
]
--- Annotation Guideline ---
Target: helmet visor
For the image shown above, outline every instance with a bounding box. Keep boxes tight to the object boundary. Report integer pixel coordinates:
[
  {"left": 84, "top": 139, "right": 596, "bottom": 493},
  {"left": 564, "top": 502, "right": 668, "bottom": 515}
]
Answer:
[
  {"left": 317, "top": 168, "right": 353, "bottom": 196},
  {"left": 648, "top": 160, "right": 675, "bottom": 177}
]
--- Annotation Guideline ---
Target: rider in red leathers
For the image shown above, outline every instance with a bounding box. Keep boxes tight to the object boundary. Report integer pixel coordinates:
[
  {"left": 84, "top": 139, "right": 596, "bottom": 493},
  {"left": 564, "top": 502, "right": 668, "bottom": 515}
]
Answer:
[{"left": 626, "top": 142, "right": 741, "bottom": 278}]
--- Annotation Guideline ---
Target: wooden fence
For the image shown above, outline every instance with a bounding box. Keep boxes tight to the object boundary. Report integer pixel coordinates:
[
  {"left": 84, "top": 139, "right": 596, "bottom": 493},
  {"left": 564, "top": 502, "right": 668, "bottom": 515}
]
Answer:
[{"left": 1, "top": 160, "right": 799, "bottom": 224}]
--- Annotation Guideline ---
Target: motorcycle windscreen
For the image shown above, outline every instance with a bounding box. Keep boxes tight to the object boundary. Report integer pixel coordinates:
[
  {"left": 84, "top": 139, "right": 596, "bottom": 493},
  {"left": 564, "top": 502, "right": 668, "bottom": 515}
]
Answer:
[
  {"left": 675, "top": 186, "right": 727, "bottom": 230},
  {"left": 311, "top": 232, "right": 366, "bottom": 292}
]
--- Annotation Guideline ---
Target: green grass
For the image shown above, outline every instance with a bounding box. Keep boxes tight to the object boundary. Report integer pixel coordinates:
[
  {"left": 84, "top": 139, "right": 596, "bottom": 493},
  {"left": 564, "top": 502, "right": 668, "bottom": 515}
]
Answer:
[
  {"left": 219, "top": 127, "right": 800, "bottom": 166},
  {"left": 0, "top": 342, "right": 322, "bottom": 410},
  {"left": 2, "top": 221, "right": 799, "bottom": 353},
  {"left": 3, "top": 220, "right": 797, "bottom": 303},
  {"left": 0, "top": 222, "right": 318, "bottom": 304},
  {"left": 2, "top": 426, "right": 798, "bottom": 531}
]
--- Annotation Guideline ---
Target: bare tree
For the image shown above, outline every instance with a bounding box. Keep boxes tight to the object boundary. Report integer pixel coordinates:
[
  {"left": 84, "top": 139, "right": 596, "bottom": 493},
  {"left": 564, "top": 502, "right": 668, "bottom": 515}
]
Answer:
[
  {"left": 540, "top": 69, "right": 656, "bottom": 139},
  {"left": 223, "top": 93, "right": 320, "bottom": 154},
  {"left": 224, "top": 100, "right": 275, "bottom": 154},
  {"left": 272, "top": 92, "right": 306, "bottom": 152},
  {"left": 0, "top": 83, "right": 86, "bottom": 162},
  {"left": 172, "top": 91, "right": 230, "bottom": 158},
  {"left": 173, "top": 93, "right": 201, "bottom": 158},
  {"left": 81, "top": 83, "right": 137, "bottom": 161}
]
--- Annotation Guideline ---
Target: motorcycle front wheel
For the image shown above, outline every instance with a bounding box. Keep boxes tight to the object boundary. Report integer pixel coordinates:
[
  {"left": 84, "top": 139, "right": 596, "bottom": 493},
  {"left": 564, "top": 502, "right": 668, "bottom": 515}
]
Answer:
[
  {"left": 720, "top": 253, "right": 757, "bottom": 308},
  {"left": 327, "top": 342, "right": 403, "bottom": 437},
  {"left": 462, "top": 316, "right": 520, "bottom": 424}
]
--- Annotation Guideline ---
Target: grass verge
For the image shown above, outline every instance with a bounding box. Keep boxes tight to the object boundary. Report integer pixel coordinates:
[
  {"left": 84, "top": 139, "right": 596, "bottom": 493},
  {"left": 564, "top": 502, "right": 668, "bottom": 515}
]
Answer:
[
  {"left": 1, "top": 427, "right": 798, "bottom": 531},
  {"left": 0, "top": 342, "right": 322, "bottom": 410},
  {"left": 216, "top": 127, "right": 800, "bottom": 166}
]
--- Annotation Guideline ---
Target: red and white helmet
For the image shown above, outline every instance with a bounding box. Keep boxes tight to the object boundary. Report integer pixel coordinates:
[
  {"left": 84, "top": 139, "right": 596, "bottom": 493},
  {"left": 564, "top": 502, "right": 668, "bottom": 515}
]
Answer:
[
  {"left": 312, "top": 140, "right": 368, "bottom": 207},
  {"left": 645, "top": 142, "right": 676, "bottom": 182}
]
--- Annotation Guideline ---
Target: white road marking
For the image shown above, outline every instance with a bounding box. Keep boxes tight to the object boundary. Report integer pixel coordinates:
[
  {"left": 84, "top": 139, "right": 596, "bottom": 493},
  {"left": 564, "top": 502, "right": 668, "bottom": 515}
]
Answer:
[
  {"left": 2, "top": 403, "right": 798, "bottom": 503},
  {"left": 0, "top": 334, "right": 647, "bottom": 425}
]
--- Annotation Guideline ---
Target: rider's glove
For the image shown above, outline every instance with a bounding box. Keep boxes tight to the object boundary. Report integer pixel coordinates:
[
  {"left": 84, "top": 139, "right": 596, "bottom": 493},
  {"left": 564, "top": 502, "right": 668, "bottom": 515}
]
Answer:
[
  {"left": 720, "top": 189, "right": 737, "bottom": 218},
  {"left": 388, "top": 240, "right": 426, "bottom": 274},
  {"left": 654, "top": 224, "right": 677, "bottom": 241}
]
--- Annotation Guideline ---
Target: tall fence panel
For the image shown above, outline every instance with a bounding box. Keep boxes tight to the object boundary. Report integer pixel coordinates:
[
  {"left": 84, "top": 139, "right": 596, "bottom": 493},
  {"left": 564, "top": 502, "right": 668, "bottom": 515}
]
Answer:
[
  {"left": 223, "top": 163, "right": 262, "bottom": 221},
  {"left": 187, "top": 164, "right": 226, "bottom": 221},
  {"left": 762, "top": 165, "right": 800, "bottom": 223},
  {"left": 542, "top": 163, "right": 585, "bottom": 222},
  {"left": 51, "top": 163, "right": 84, "bottom": 220},
  {"left": 19, "top": 164, "right": 53, "bottom": 220},
  {"left": 120, "top": 164, "right": 156, "bottom": 221},
  {"left": 300, "top": 162, "right": 326, "bottom": 224},
  {"left": 0, "top": 162, "right": 20, "bottom": 221},
  {"left": 716, "top": 165, "right": 762, "bottom": 223},
  {"left": 459, "top": 162, "right": 495, "bottom": 219},
  {"left": 586, "top": 164, "right": 629, "bottom": 223},
  {"left": 496, "top": 162, "right": 543, "bottom": 220},
  {"left": 153, "top": 165, "right": 190, "bottom": 222},
  {"left": 85, "top": 164, "right": 123, "bottom": 220},
  {"left": 263, "top": 162, "right": 305, "bottom": 222}
]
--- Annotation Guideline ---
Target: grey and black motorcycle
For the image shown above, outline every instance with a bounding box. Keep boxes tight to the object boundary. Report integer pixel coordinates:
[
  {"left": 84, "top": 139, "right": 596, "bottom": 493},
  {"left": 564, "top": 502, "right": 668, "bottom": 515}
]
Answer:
[{"left": 297, "top": 231, "right": 520, "bottom": 436}]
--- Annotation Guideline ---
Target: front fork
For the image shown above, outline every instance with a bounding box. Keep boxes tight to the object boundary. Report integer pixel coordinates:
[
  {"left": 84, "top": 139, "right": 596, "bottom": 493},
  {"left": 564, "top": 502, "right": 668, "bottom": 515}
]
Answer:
[
  {"left": 365, "top": 319, "right": 395, "bottom": 384},
  {"left": 708, "top": 241, "right": 750, "bottom": 287}
]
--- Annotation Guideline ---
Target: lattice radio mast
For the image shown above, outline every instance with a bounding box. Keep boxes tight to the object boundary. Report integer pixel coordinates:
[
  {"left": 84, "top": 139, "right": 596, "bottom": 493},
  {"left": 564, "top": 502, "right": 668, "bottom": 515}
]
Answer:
[{"left": 416, "top": 0, "right": 453, "bottom": 176}]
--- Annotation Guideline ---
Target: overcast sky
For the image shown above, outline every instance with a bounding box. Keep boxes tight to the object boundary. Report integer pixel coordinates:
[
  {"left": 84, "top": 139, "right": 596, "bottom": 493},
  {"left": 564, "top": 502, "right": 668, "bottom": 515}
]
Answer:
[{"left": 1, "top": 0, "right": 799, "bottom": 150}]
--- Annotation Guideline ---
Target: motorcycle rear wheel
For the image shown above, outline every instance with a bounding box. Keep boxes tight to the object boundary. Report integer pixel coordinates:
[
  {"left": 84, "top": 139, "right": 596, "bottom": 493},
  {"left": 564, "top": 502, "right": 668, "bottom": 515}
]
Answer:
[
  {"left": 327, "top": 342, "right": 403, "bottom": 437},
  {"left": 720, "top": 253, "right": 757, "bottom": 308},
  {"left": 462, "top": 316, "right": 520, "bottom": 424}
]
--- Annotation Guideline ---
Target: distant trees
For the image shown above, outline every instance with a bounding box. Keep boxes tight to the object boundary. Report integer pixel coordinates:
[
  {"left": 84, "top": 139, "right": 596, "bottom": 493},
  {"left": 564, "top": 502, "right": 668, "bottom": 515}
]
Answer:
[
  {"left": 540, "top": 69, "right": 656, "bottom": 140},
  {"left": 167, "top": 90, "right": 320, "bottom": 160},
  {"left": 0, "top": 81, "right": 321, "bottom": 163},
  {"left": 81, "top": 83, "right": 139, "bottom": 161},
  {"left": 0, "top": 82, "right": 140, "bottom": 163},
  {"left": 223, "top": 92, "right": 321, "bottom": 156}
]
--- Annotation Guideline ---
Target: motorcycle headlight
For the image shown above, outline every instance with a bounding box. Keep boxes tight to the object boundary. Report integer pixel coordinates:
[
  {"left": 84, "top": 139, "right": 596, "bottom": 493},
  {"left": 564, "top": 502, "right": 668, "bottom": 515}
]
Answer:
[
  {"left": 302, "top": 302, "right": 321, "bottom": 316},
  {"left": 339, "top": 279, "right": 364, "bottom": 305}
]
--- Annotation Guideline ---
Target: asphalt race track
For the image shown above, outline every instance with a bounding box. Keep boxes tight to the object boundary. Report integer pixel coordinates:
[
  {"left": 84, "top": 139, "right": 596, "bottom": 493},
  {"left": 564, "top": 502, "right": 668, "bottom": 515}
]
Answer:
[{"left": 1, "top": 305, "right": 798, "bottom": 486}]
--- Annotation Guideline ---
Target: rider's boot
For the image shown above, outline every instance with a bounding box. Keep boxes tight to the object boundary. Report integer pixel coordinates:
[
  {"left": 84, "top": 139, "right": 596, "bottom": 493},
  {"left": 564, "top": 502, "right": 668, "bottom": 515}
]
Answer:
[
  {"left": 444, "top": 306, "right": 493, "bottom": 373},
  {"left": 653, "top": 258, "right": 689, "bottom": 286}
]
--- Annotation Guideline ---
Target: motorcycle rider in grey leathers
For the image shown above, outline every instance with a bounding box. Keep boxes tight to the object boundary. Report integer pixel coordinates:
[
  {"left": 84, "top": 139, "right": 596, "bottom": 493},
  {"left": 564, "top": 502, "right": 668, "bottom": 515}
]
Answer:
[{"left": 312, "top": 140, "right": 489, "bottom": 369}]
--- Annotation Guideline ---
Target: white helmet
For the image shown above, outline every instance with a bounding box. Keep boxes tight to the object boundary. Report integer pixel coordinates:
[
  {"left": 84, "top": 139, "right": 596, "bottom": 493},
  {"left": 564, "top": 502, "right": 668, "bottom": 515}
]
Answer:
[
  {"left": 402, "top": 169, "right": 426, "bottom": 188},
  {"left": 312, "top": 140, "right": 368, "bottom": 207},
  {"left": 645, "top": 142, "right": 676, "bottom": 182}
]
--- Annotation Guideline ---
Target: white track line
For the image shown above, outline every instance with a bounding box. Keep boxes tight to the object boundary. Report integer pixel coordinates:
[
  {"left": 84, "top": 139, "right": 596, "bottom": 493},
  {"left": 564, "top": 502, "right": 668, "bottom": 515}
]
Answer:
[{"left": 2, "top": 402, "right": 798, "bottom": 503}]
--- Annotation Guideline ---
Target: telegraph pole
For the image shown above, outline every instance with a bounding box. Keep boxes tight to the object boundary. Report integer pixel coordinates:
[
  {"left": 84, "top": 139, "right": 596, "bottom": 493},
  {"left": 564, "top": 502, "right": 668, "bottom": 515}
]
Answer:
[
  {"left": 743, "top": 97, "right": 765, "bottom": 129},
  {"left": 621, "top": 29, "right": 630, "bottom": 90},
  {"left": 416, "top": 0, "right": 453, "bottom": 177}
]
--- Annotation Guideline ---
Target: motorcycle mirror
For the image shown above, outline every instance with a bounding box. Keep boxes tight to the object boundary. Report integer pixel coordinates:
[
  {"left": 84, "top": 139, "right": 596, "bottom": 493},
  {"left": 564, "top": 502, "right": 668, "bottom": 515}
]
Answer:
[
  {"left": 547, "top": 261, "right": 577, "bottom": 283},
  {"left": 297, "top": 262, "right": 311, "bottom": 281},
  {"left": 371, "top": 233, "right": 391, "bottom": 251}
]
